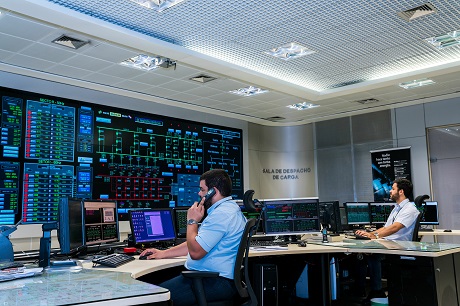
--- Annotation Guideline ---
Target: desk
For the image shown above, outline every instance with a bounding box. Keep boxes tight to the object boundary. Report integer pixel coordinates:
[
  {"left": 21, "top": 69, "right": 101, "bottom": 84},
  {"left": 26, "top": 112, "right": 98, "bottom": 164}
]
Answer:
[{"left": 0, "top": 268, "right": 170, "bottom": 306}]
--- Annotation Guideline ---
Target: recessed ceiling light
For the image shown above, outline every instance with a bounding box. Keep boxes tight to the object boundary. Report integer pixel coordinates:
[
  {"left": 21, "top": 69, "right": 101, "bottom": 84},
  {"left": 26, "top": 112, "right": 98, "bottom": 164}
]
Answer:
[
  {"left": 265, "top": 42, "right": 316, "bottom": 60},
  {"left": 399, "top": 78, "right": 435, "bottom": 89},
  {"left": 286, "top": 102, "right": 320, "bottom": 110},
  {"left": 425, "top": 30, "right": 460, "bottom": 49},
  {"left": 229, "top": 86, "right": 268, "bottom": 97},
  {"left": 120, "top": 54, "right": 169, "bottom": 71},
  {"left": 129, "top": 0, "right": 185, "bottom": 12}
]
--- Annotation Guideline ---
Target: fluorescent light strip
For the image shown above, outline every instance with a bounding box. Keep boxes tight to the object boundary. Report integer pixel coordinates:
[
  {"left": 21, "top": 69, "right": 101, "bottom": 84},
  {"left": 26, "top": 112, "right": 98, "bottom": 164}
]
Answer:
[
  {"left": 399, "top": 78, "right": 435, "bottom": 89},
  {"left": 287, "top": 102, "right": 320, "bottom": 110},
  {"left": 425, "top": 30, "right": 460, "bottom": 49},
  {"left": 229, "top": 86, "right": 268, "bottom": 97}
]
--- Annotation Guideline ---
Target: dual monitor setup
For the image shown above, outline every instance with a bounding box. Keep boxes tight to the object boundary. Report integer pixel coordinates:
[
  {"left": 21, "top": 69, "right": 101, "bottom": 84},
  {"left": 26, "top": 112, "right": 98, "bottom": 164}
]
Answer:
[{"left": 320, "top": 201, "right": 440, "bottom": 235}]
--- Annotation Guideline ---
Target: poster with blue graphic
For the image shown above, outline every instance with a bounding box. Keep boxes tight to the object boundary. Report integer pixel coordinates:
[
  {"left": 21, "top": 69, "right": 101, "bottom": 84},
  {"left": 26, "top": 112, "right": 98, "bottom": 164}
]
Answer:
[{"left": 371, "top": 147, "right": 411, "bottom": 202}]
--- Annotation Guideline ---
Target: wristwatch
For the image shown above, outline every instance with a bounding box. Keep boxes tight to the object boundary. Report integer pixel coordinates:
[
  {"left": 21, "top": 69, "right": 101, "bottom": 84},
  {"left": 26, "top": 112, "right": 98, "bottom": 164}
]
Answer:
[
  {"left": 374, "top": 232, "right": 379, "bottom": 239},
  {"left": 187, "top": 219, "right": 199, "bottom": 225}
]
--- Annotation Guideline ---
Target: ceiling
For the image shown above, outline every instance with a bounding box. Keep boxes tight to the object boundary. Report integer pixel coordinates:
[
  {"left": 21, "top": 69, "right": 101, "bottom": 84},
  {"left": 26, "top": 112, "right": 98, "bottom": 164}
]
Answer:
[{"left": 1, "top": 0, "right": 460, "bottom": 126}]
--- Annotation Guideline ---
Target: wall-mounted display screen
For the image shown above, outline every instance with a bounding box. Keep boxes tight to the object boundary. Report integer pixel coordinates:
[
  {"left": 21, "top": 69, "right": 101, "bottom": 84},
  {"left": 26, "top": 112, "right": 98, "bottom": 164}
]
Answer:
[{"left": 0, "top": 86, "right": 244, "bottom": 224}]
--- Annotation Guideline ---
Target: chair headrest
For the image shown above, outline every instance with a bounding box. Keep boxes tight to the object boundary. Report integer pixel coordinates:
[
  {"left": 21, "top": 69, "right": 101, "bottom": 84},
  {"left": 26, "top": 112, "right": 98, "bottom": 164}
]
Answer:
[
  {"left": 242, "top": 190, "right": 258, "bottom": 213},
  {"left": 414, "top": 194, "right": 430, "bottom": 208}
]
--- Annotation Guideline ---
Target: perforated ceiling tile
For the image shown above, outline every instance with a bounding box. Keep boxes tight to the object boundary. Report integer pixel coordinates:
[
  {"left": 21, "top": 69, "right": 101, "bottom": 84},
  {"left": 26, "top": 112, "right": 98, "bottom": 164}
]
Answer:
[{"left": 37, "top": 0, "right": 460, "bottom": 94}]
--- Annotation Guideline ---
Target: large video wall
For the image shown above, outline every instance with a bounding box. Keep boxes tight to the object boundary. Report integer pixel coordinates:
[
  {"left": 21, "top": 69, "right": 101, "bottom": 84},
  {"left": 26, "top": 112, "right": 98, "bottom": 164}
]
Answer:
[{"left": 0, "top": 86, "right": 243, "bottom": 224}]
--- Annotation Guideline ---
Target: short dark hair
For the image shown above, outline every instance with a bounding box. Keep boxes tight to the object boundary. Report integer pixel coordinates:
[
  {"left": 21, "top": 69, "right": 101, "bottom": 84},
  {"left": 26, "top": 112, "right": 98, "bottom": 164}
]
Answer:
[
  {"left": 393, "top": 178, "right": 413, "bottom": 201},
  {"left": 200, "top": 169, "right": 232, "bottom": 197}
]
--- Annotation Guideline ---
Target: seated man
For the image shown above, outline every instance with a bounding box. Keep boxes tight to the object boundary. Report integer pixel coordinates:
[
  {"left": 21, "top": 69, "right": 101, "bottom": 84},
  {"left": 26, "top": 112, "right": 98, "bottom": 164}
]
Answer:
[
  {"left": 139, "top": 169, "right": 247, "bottom": 306},
  {"left": 355, "top": 178, "right": 420, "bottom": 305}
]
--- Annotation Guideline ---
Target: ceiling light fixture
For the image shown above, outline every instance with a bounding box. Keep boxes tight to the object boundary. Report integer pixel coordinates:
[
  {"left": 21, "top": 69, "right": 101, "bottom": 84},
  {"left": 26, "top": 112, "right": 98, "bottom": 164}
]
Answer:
[
  {"left": 129, "top": 0, "right": 185, "bottom": 12},
  {"left": 397, "top": 3, "right": 437, "bottom": 22},
  {"left": 265, "top": 42, "right": 316, "bottom": 60},
  {"left": 425, "top": 30, "right": 460, "bottom": 49},
  {"left": 120, "top": 54, "right": 172, "bottom": 71},
  {"left": 229, "top": 86, "right": 268, "bottom": 97},
  {"left": 399, "top": 78, "right": 435, "bottom": 89},
  {"left": 287, "top": 102, "right": 320, "bottom": 110}
]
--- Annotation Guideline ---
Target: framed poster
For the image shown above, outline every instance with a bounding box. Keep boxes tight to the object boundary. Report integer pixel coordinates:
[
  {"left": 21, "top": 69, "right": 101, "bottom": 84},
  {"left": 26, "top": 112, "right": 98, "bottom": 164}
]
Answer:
[{"left": 371, "top": 147, "right": 411, "bottom": 201}]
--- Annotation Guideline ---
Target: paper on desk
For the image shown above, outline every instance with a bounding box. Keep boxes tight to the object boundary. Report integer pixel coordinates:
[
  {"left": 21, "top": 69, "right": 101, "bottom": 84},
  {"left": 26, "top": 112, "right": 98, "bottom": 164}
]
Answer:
[
  {"left": 0, "top": 267, "right": 43, "bottom": 283},
  {"left": 250, "top": 246, "right": 288, "bottom": 251}
]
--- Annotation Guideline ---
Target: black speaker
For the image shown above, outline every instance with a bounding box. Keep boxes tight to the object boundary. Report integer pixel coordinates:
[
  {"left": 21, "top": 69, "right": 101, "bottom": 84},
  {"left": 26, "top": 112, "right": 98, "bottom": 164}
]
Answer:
[{"left": 253, "top": 264, "right": 278, "bottom": 306}]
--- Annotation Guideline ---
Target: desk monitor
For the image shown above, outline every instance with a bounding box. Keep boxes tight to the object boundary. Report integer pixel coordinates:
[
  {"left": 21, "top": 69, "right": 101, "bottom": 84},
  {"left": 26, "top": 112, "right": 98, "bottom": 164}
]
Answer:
[
  {"left": 420, "top": 201, "right": 439, "bottom": 225},
  {"left": 370, "top": 202, "right": 395, "bottom": 225},
  {"left": 83, "top": 200, "right": 119, "bottom": 246},
  {"left": 344, "top": 202, "right": 371, "bottom": 225},
  {"left": 263, "top": 198, "right": 320, "bottom": 236},
  {"left": 129, "top": 209, "right": 176, "bottom": 244},
  {"left": 239, "top": 204, "right": 264, "bottom": 234},
  {"left": 58, "top": 198, "right": 85, "bottom": 255},
  {"left": 173, "top": 207, "right": 189, "bottom": 239},
  {"left": 319, "top": 201, "right": 341, "bottom": 234}
]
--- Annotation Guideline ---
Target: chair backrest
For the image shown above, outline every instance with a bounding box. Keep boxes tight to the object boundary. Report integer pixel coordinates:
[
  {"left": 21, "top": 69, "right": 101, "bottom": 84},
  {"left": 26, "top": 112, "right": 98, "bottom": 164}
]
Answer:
[
  {"left": 233, "top": 218, "right": 257, "bottom": 306},
  {"left": 412, "top": 212, "right": 422, "bottom": 242},
  {"left": 414, "top": 194, "right": 430, "bottom": 208}
]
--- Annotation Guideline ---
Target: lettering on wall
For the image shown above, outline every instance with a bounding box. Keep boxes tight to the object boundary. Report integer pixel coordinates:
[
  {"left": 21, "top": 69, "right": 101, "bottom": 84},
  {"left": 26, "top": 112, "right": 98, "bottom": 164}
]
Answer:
[{"left": 262, "top": 168, "right": 311, "bottom": 180}]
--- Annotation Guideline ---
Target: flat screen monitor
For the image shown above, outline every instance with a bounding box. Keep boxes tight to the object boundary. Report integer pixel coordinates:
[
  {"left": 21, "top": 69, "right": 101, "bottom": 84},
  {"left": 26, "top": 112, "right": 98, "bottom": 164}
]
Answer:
[
  {"left": 420, "top": 201, "right": 439, "bottom": 225},
  {"left": 83, "top": 200, "right": 119, "bottom": 246},
  {"left": 319, "top": 201, "right": 341, "bottom": 234},
  {"left": 173, "top": 207, "right": 189, "bottom": 239},
  {"left": 263, "top": 198, "right": 320, "bottom": 236},
  {"left": 58, "top": 198, "right": 85, "bottom": 255},
  {"left": 344, "top": 202, "right": 371, "bottom": 225},
  {"left": 129, "top": 209, "right": 176, "bottom": 244},
  {"left": 239, "top": 204, "right": 264, "bottom": 234},
  {"left": 370, "top": 202, "right": 395, "bottom": 225}
]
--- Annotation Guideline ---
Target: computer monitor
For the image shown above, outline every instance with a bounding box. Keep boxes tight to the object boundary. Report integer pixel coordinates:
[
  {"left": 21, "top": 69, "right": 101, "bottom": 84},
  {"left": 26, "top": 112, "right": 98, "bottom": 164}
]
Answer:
[
  {"left": 420, "top": 201, "right": 440, "bottom": 225},
  {"left": 58, "top": 198, "right": 85, "bottom": 255},
  {"left": 173, "top": 207, "right": 189, "bottom": 239},
  {"left": 369, "top": 202, "right": 395, "bottom": 225},
  {"left": 129, "top": 209, "right": 176, "bottom": 244},
  {"left": 319, "top": 201, "right": 341, "bottom": 234},
  {"left": 263, "top": 198, "right": 320, "bottom": 236},
  {"left": 83, "top": 200, "right": 119, "bottom": 246},
  {"left": 344, "top": 202, "right": 371, "bottom": 226},
  {"left": 239, "top": 204, "right": 264, "bottom": 234}
]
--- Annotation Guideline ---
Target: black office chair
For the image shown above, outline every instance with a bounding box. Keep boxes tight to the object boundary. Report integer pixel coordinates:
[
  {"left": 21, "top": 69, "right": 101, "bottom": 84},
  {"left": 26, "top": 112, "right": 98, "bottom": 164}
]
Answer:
[
  {"left": 182, "top": 218, "right": 258, "bottom": 306},
  {"left": 414, "top": 194, "right": 430, "bottom": 209},
  {"left": 411, "top": 212, "right": 423, "bottom": 242}
]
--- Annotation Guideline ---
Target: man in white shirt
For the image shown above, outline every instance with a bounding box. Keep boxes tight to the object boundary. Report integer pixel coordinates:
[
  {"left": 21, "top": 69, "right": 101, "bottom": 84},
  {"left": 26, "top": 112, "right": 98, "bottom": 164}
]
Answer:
[{"left": 355, "top": 178, "right": 420, "bottom": 305}]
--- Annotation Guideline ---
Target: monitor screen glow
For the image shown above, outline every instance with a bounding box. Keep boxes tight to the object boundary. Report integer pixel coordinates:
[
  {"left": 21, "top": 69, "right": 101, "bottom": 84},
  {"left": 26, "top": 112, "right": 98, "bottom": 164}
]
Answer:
[
  {"left": 344, "top": 202, "right": 371, "bottom": 225},
  {"left": 420, "top": 201, "right": 439, "bottom": 225},
  {"left": 129, "top": 209, "right": 176, "bottom": 244}
]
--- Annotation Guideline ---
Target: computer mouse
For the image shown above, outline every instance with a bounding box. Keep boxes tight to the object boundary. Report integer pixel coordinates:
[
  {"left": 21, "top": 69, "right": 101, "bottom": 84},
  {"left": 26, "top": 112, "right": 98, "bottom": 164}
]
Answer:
[
  {"left": 444, "top": 229, "right": 452, "bottom": 232},
  {"left": 298, "top": 241, "right": 307, "bottom": 247},
  {"left": 139, "top": 252, "right": 153, "bottom": 260}
]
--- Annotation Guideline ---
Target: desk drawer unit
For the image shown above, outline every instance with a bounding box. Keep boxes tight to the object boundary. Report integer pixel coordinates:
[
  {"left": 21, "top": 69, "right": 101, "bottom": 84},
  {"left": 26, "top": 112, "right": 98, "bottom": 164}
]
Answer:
[{"left": 386, "top": 254, "right": 458, "bottom": 306}]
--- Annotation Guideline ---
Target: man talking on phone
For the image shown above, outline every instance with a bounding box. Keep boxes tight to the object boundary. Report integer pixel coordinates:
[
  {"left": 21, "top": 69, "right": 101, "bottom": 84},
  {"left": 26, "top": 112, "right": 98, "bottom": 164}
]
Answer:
[{"left": 139, "top": 169, "right": 247, "bottom": 306}]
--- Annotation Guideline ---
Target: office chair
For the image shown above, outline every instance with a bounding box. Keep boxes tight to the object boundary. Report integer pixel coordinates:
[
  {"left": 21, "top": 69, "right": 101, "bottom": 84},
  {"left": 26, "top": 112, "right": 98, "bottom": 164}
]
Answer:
[
  {"left": 411, "top": 212, "right": 423, "bottom": 242},
  {"left": 182, "top": 218, "right": 258, "bottom": 306},
  {"left": 414, "top": 194, "right": 430, "bottom": 208}
]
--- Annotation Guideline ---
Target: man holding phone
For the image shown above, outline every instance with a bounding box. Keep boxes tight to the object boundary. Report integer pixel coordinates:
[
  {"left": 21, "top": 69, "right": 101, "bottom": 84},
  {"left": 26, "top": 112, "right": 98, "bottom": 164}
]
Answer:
[{"left": 139, "top": 169, "right": 246, "bottom": 306}]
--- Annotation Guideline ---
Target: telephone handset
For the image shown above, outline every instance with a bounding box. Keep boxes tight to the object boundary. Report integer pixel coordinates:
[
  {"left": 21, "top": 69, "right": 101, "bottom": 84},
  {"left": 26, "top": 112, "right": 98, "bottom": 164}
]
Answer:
[{"left": 201, "top": 188, "right": 216, "bottom": 203}]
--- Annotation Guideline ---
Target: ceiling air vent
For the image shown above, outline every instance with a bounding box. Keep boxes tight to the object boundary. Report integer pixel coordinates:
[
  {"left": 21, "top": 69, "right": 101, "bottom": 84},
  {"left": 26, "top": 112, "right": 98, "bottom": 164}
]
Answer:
[
  {"left": 354, "top": 98, "right": 380, "bottom": 104},
  {"left": 264, "top": 116, "right": 285, "bottom": 122},
  {"left": 190, "top": 74, "right": 217, "bottom": 83},
  {"left": 52, "top": 35, "right": 89, "bottom": 49},
  {"left": 398, "top": 3, "right": 437, "bottom": 22}
]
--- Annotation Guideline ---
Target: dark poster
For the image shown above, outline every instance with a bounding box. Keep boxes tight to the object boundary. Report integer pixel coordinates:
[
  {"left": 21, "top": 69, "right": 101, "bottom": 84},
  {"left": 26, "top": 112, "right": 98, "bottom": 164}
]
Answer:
[{"left": 371, "top": 147, "right": 411, "bottom": 202}]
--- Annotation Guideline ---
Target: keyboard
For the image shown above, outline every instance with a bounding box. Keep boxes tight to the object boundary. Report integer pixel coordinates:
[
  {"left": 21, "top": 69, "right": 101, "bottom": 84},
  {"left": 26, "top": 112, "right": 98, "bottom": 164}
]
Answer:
[
  {"left": 92, "top": 253, "right": 135, "bottom": 268},
  {"left": 354, "top": 234, "right": 371, "bottom": 240},
  {"left": 250, "top": 240, "right": 288, "bottom": 247}
]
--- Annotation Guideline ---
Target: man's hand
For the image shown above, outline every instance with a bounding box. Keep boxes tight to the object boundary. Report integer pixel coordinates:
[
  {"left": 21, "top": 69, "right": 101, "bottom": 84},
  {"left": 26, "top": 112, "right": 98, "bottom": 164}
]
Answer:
[
  {"left": 187, "top": 197, "right": 205, "bottom": 222},
  {"left": 355, "top": 230, "right": 374, "bottom": 239}
]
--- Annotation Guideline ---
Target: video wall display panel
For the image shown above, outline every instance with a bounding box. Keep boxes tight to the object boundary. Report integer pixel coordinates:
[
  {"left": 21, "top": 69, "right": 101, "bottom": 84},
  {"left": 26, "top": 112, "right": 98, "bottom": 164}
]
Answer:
[{"left": 0, "top": 86, "right": 244, "bottom": 224}]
